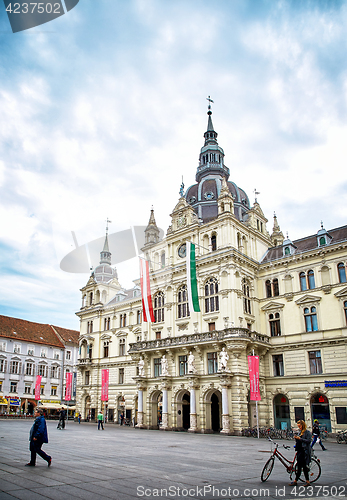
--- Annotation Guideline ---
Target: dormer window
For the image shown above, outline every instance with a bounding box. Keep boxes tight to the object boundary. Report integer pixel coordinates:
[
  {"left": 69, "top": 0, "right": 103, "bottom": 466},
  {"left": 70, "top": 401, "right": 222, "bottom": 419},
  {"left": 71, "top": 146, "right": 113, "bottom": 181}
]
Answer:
[
  {"left": 284, "top": 246, "right": 291, "bottom": 256},
  {"left": 319, "top": 236, "right": 326, "bottom": 246}
]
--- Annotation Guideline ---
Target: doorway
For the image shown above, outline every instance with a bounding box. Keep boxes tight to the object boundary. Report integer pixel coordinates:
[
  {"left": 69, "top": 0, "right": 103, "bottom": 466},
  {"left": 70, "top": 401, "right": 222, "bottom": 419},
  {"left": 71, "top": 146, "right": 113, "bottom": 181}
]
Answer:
[{"left": 311, "top": 393, "right": 331, "bottom": 432}]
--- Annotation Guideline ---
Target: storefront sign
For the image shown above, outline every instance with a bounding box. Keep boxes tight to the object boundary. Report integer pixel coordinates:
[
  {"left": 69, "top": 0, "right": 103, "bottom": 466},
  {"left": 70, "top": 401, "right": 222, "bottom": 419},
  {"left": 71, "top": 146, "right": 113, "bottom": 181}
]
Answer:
[
  {"left": 248, "top": 355, "right": 261, "bottom": 401},
  {"left": 325, "top": 380, "right": 347, "bottom": 387},
  {"left": 0, "top": 397, "right": 8, "bottom": 405},
  {"left": 101, "top": 369, "right": 109, "bottom": 401},
  {"left": 8, "top": 398, "right": 20, "bottom": 406}
]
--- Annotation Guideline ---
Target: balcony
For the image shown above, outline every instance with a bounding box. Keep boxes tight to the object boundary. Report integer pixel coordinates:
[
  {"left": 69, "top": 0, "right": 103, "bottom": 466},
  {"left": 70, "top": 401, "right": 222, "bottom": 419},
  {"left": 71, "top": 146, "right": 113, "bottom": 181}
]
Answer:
[
  {"left": 129, "top": 327, "right": 269, "bottom": 353},
  {"left": 78, "top": 358, "right": 92, "bottom": 366}
]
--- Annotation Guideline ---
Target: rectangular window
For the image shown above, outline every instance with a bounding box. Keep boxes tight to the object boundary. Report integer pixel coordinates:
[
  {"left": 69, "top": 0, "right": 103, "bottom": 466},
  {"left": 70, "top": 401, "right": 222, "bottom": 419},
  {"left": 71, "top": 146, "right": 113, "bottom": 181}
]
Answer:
[
  {"left": 309, "top": 351, "right": 322, "bottom": 374},
  {"left": 0, "top": 381, "right": 2, "bottom": 392},
  {"left": 10, "top": 361, "right": 20, "bottom": 374},
  {"left": 335, "top": 407, "right": 347, "bottom": 424},
  {"left": 179, "top": 355, "right": 187, "bottom": 376},
  {"left": 40, "top": 385, "right": 44, "bottom": 395},
  {"left": 207, "top": 352, "right": 218, "bottom": 374},
  {"left": 119, "top": 340, "right": 125, "bottom": 356},
  {"left": 294, "top": 407, "right": 305, "bottom": 422},
  {"left": 85, "top": 371, "right": 90, "bottom": 385},
  {"left": 155, "top": 331, "right": 161, "bottom": 340},
  {"left": 41, "top": 349, "right": 47, "bottom": 358},
  {"left": 51, "top": 386, "right": 57, "bottom": 396},
  {"left": 0, "top": 342, "right": 6, "bottom": 351},
  {"left": 119, "top": 368, "right": 124, "bottom": 384},
  {"left": 154, "top": 358, "right": 162, "bottom": 377},
  {"left": 0, "top": 359, "right": 6, "bottom": 373},
  {"left": 26, "top": 362, "right": 33, "bottom": 376},
  {"left": 273, "top": 354, "right": 284, "bottom": 377},
  {"left": 10, "top": 381, "right": 17, "bottom": 393},
  {"left": 104, "top": 341, "right": 109, "bottom": 358},
  {"left": 38, "top": 365, "right": 46, "bottom": 377},
  {"left": 66, "top": 350, "right": 71, "bottom": 360},
  {"left": 54, "top": 352, "right": 60, "bottom": 360},
  {"left": 51, "top": 366, "right": 57, "bottom": 378},
  {"left": 27, "top": 347, "right": 34, "bottom": 356},
  {"left": 24, "top": 385, "right": 31, "bottom": 394},
  {"left": 13, "top": 343, "right": 21, "bottom": 354},
  {"left": 208, "top": 322, "right": 216, "bottom": 332}
]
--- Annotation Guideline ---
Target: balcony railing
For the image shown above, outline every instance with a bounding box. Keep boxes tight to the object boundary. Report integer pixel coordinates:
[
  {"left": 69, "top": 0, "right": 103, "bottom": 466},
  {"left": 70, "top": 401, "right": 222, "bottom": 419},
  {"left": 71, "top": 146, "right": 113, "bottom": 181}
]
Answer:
[
  {"left": 77, "top": 358, "right": 92, "bottom": 365},
  {"left": 129, "top": 327, "right": 269, "bottom": 353}
]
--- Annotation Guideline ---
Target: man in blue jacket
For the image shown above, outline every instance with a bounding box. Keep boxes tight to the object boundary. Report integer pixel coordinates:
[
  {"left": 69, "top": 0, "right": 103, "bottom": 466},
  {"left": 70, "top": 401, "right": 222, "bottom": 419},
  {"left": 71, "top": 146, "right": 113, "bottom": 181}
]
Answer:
[{"left": 26, "top": 408, "right": 52, "bottom": 467}]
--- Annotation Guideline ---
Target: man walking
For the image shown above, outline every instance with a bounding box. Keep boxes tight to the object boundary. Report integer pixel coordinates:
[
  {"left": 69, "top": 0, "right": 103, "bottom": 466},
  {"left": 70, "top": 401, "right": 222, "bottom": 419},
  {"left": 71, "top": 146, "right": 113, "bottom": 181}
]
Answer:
[
  {"left": 26, "top": 408, "right": 52, "bottom": 467},
  {"left": 311, "top": 419, "right": 327, "bottom": 451},
  {"left": 97, "top": 411, "right": 104, "bottom": 430}
]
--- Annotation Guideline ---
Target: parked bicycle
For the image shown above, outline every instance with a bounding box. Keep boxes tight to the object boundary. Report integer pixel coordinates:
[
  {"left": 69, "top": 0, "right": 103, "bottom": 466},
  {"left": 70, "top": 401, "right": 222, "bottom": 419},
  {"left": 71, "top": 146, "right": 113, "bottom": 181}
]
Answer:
[
  {"left": 336, "top": 429, "right": 347, "bottom": 444},
  {"left": 261, "top": 438, "right": 321, "bottom": 483}
]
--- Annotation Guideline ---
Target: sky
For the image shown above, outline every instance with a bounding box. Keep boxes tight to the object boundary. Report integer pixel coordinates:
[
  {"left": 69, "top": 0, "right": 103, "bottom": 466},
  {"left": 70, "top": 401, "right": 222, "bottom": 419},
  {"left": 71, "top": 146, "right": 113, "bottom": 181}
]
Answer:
[{"left": 0, "top": 0, "right": 347, "bottom": 330}]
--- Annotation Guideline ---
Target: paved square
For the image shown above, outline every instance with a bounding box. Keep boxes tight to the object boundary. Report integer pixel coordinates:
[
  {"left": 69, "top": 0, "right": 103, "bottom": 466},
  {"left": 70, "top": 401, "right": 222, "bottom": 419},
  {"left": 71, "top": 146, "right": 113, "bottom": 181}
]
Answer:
[{"left": 0, "top": 420, "right": 346, "bottom": 499}]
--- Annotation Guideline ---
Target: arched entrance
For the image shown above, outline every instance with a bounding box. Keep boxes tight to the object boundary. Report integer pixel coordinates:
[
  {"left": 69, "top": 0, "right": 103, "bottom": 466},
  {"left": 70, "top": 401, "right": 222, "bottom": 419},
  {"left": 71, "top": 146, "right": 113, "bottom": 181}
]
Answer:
[
  {"left": 204, "top": 389, "right": 222, "bottom": 432},
  {"left": 84, "top": 395, "right": 91, "bottom": 421},
  {"left": 274, "top": 394, "right": 290, "bottom": 430},
  {"left": 311, "top": 393, "right": 331, "bottom": 432},
  {"left": 117, "top": 395, "right": 125, "bottom": 424},
  {"left": 149, "top": 390, "right": 162, "bottom": 429},
  {"left": 175, "top": 390, "right": 190, "bottom": 430}
]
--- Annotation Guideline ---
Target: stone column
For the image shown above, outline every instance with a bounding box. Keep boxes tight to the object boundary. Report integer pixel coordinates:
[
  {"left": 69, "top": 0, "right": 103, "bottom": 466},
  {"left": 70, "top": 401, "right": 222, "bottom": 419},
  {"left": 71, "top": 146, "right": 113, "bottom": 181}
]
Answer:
[
  {"left": 188, "top": 375, "right": 199, "bottom": 433},
  {"left": 219, "top": 373, "right": 233, "bottom": 435},
  {"left": 160, "top": 379, "right": 171, "bottom": 430},
  {"left": 135, "top": 380, "right": 147, "bottom": 428}
]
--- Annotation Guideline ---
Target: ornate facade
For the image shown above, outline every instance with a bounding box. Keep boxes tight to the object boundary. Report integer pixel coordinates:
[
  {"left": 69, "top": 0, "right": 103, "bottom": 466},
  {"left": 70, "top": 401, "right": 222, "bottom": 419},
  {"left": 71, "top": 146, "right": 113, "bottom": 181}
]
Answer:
[{"left": 76, "top": 109, "right": 347, "bottom": 433}]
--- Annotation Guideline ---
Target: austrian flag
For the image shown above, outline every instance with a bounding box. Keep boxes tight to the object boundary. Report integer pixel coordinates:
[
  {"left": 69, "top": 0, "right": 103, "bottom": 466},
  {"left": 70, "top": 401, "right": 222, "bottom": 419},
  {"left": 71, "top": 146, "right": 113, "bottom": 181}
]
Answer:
[
  {"left": 139, "top": 258, "right": 155, "bottom": 322},
  {"left": 186, "top": 242, "right": 200, "bottom": 313}
]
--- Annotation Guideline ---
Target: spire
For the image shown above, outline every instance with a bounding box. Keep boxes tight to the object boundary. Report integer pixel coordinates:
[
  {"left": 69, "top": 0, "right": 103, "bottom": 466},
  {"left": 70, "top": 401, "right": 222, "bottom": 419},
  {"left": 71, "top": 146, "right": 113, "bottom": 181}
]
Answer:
[
  {"left": 100, "top": 218, "right": 112, "bottom": 265},
  {"left": 142, "top": 207, "right": 160, "bottom": 249},
  {"left": 204, "top": 96, "right": 218, "bottom": 146},
  {"left": 270, "top": 212, "right": 284, "bottom": 247}
]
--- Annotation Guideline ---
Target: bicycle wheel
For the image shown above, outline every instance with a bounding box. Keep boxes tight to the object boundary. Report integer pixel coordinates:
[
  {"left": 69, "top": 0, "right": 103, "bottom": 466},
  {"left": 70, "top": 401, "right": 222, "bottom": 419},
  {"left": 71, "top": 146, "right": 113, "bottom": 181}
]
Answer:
[
  {"left": 297, "top": 458, "right": 321, "bottom": 483},
  {"left": 336, "top": 434, "right": 344, "bottom": 444},
  {"left": 261, "top": 457, "right": 275, "bottom": 482}
]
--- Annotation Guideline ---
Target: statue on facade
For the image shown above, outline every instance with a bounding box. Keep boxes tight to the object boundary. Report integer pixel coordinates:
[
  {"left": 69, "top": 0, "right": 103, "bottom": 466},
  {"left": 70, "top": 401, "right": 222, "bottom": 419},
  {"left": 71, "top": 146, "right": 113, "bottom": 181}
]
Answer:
[
  {"left": 138, "top": 356, "right": 145, "bottom": 377},
  {"left": 188, "top": 351, "right": 197, "bottom": 374},
  {"left": 161, "top": 355, "right": 169, "bottom": 376},
  {"left": 219, "top": 347, "right": 229, "bottom": 371}
]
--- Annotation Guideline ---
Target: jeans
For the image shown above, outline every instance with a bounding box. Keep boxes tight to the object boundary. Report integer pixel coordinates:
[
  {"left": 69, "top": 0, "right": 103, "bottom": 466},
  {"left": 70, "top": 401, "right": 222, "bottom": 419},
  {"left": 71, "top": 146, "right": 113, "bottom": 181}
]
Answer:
[{"left": 30, "top": 440, "right": 51, "bottom": 465}]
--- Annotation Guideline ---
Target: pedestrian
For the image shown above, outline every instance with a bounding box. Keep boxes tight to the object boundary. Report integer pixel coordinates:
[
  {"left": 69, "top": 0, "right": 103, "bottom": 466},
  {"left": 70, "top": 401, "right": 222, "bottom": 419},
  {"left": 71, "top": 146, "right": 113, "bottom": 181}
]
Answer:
[
  {"left": 289, "top": 420, "right": 312, "bottom": 486},
  {"left": 120, "top": 413, "right": 124, "bottom": 425},
  {"left": 26, "top": 408, "right": 52, "bottom": 467},
  {"left": 57, "top": 408, "right": 66, "bottom": 429},
  {"left": 311, "top": 419, "right": 327, "bottom": 451},
  {"left": 78, "top": 412, "right": 81, "bottom": 424},
  {"left": 97, "top": 411, "right": 104, "bottom": 430}
]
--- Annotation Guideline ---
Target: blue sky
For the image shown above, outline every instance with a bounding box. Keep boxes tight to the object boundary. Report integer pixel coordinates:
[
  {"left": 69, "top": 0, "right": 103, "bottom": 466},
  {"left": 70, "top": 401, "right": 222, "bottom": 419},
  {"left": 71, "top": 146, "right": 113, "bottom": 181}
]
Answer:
[{"left": 0, "top": 0, "right": 347, "bottom": 329}]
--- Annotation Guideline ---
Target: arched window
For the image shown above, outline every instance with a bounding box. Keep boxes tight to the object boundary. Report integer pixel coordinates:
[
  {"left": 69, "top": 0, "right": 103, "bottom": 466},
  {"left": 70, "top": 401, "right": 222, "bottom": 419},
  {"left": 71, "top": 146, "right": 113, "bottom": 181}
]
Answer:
[
  {"left": 120, "top": 314, "right": 126, "bottom": 327},
  {"left": 154, "top": 291, "right": 165, "bottom": 323},
  {"left": 89, "top": 292, "right": 93, "bottom": 305},
  {"left": 265, "top": 280, "right": 272, "bottom": 298},
  {"left": 103, "top": 341, "right": 109, "bottom": 358},
  {"left": 161, "top": 252, "right": 165, "bottom": 268},
  {"left": 178, "top": 285, "right": 190, "bottom": 318},
  {"left": 87, "top": 321, "right": 93, "bottom": 334},
  {"left": 242, "top": 278, "right": 251, "bottom": 314},
  {"left": 119, "top": 338, "right": 126, "bottom": 356},
  {"left": 137, "top": 310, "right": 142, "bottom": 324},
  {"left": 211, "top": 234, "right": 217, "bottom": 252},
  {"left": 300, "top": 270, "right": 315, "bottom": 291},
  {"left": 338, "top": 263, "right": 347, "bottom": 283},
  {"left": 269, "top": 313, "right": 281, "bottom": 336},
  {"left": 205, "top": 278, "right": 219, "bottom": 313},
  {"left": 265, "top": 278, "right": 279, "bottom": 298},
  {"left": 319, "top": 236, "right": 326, "bottom": 246},
  {"left": 304, "top": 306, "right": 318, "bottom": 332}
]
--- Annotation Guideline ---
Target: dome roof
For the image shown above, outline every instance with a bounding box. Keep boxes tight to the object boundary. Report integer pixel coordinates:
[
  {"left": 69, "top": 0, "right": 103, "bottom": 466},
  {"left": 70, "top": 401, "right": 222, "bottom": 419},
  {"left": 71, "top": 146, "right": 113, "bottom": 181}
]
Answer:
[{"left": 94, "top": 264, "right": 118, "bottom": 284}]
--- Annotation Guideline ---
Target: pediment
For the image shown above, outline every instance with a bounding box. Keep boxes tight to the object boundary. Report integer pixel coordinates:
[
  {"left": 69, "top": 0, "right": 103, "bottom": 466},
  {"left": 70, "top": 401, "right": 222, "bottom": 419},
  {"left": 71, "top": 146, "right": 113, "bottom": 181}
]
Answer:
[
  {"left": 79, "top": 334, "right": 94, "bottom": 344},
  {"left": 335, "top": 287, "right": 347, "bottom": 299},
  {"left": 100, "top": 333, "right": 112, "bottom": 341},
  {"left": 261, "top": 301, "right": 285, "bottom": 312},
  {"left": 171, "top": 197, "right": 190, "bottom": 215},
  {"left": 251, "top": 202, "right": 266, "bottom": 220},
  {"left": 295, "top": 294, "right": 321, "bottom": 305},
  {"left": 86, "top": 276, "right": 96, "bottom": 286}
]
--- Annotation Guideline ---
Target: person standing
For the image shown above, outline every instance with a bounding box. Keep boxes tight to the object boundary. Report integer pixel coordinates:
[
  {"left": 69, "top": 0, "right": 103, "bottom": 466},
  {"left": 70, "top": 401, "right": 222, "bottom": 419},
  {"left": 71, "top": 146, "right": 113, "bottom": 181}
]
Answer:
[
  {"left": 57, "top": 408, "right": 66, "bottom": 429},
  {"left": 289, "top": 420, "right": 312, "bottom": 486},
  {"left": 26, "top": 408, "right": 52, "bottom": 467},
  {"left": 120, "top": 413, "right": 124, "bottom": 425},
  {"left": 311, "top": 419, "right": 327, "bottom": 451},
  {"left": 97, "top": 411, "right": 104, "bottom": 430}
]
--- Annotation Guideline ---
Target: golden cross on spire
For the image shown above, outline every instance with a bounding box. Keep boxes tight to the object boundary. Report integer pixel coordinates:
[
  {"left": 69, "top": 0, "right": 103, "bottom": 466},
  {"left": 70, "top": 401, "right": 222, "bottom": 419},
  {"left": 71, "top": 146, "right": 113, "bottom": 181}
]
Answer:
[{"left": 206, "top": 95, "right": 214, "bottom": 110}]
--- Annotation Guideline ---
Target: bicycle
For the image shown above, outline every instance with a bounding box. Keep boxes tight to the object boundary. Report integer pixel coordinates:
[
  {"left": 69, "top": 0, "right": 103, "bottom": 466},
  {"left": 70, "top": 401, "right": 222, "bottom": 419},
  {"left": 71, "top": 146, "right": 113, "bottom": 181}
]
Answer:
[
  {"left": 336, "top": 429, "right": 347, "bottom": 444},
  {"left": 261, "top": 438, "right": 321, "bottom": 483}
]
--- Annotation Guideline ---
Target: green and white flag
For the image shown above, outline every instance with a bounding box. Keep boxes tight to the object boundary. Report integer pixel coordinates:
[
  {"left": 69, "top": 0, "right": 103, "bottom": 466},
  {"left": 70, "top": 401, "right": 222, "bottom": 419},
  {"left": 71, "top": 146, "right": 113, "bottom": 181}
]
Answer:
[{"left": 186, "top": 242, "right": 200, "bottom": 313}]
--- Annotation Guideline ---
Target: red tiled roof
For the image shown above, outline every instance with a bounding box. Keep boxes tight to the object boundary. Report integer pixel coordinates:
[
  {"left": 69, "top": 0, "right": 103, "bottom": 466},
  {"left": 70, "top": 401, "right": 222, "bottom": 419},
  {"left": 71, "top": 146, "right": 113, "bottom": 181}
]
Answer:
[
  {"left": 0, "top": 315, "right": 70, "bottom": 348},
  {"left": 51, "top": 325, "right": 79, "bottom": 345}
]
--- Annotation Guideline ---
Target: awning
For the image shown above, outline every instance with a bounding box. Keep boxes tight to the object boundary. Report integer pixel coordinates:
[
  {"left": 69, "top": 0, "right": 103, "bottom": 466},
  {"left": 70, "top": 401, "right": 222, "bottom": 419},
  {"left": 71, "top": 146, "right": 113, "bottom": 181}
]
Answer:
[{"left": 38, "top": 403, "right": 62, "bottom": 410}]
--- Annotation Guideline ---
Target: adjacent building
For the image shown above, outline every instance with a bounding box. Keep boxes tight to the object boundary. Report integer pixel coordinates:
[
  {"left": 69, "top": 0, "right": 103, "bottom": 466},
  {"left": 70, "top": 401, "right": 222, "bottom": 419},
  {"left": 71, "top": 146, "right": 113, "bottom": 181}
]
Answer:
[
  {"left": 0, "top": 315, "right": 79, "bottom": 415},
  {"left": 76, "top": 108, "right": 347, "bottom": 433}
]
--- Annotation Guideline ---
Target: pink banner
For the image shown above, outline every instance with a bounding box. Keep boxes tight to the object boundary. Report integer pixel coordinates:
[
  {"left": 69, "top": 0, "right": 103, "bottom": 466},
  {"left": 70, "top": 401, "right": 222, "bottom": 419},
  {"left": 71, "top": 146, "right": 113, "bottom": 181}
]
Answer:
[
  {"left": 101, "top": 369, "right": 109, "bottom": 401},
  {"left": 65, "top": 372, "right": 73, "bottom": 401},
  {"left": 35, "top": 375, "right": 42, "bottom": 401},
  {"left": 248, "top": 356, "right": 261, "bottom": 401}
]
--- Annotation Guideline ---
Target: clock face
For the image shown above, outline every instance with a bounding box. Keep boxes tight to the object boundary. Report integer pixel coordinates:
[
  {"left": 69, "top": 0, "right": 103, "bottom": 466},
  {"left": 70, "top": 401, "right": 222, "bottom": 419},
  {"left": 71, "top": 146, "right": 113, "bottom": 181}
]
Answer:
[{"left": 178, "top": 243, "right": 186, "bottom": 258}]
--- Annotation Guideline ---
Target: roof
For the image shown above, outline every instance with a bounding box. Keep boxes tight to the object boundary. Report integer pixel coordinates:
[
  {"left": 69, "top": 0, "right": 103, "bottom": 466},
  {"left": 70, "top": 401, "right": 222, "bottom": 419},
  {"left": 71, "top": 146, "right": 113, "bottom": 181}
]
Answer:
[
  {"left": 0, "top": 315, "right": 78, "bottom": 348},
  {"left": 50, "top": 325, "right": 79, "bottom": 346},
  {"left": 261, "top": 225, "right": 347, "bottom": 264}
]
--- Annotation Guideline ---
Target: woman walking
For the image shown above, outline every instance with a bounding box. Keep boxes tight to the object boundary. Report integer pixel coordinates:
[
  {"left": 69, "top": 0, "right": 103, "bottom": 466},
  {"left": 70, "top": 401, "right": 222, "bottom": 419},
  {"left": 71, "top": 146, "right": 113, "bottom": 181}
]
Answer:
[{"left": 289, "top": 420, "right": 311, "bottom": 486}]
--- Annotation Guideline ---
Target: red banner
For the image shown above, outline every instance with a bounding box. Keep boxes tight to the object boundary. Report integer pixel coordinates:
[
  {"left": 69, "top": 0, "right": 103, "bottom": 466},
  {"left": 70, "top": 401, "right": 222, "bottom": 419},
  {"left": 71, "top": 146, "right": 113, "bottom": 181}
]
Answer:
[
  {"left": 248, "top": 356, "right": 261, "bottom": 401},
  {"left": 139, "top": 258, "right": 155, "bottom": 322},
  {"left": 101, "top": 369, "right": 109, "bottom": 401},
  {"left": 34, "top": 375, "right": 42, "bottom": 401},
  {"left": 65, "top": 372, "right": 73, "bottom": 401}
]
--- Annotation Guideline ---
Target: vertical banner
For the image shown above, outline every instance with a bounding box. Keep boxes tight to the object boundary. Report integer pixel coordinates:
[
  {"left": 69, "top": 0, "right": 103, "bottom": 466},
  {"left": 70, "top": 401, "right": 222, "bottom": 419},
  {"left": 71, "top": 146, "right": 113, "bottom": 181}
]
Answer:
[
  {"left": 248, "top": 355, "right": 261, "bottom": 401},
  {"left": 72, "top": 372, "right": 77, "bottom": 399},
  {"left": 101, "top": 369, "right": 109, "bottom": 402},
  {"left": 65, "top": 372, "right": 73, "bottom": 401},
  {"left": 34, "top": 375, "right": 42, "bottom": 401},
  {"left": 186, "top": 242, "right": 200, "bottom": 313},
  {"left": 139, "top": 257, "right": 155, "bottom": 322}
]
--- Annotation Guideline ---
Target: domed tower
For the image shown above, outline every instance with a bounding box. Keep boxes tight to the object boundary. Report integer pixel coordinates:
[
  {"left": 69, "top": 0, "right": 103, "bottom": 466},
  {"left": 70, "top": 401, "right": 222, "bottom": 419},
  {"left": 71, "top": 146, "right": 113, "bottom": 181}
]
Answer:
[
  {"left": 185, "top": 100, "right": 250, "bottom": 223},
  {"left": 94, "top": 221, "right": 118, "bottom": 284}
]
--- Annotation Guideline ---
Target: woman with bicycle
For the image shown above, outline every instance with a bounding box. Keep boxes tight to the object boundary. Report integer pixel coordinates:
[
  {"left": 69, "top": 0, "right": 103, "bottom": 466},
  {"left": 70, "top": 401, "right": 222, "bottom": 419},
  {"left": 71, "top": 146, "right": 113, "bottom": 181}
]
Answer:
[{"left": 289, "top": 420, "right": 312, "bottom": 486}]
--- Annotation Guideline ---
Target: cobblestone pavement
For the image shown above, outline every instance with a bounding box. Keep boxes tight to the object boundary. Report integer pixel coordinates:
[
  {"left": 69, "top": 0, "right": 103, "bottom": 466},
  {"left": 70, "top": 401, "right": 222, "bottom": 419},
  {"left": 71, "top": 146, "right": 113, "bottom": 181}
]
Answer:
[{"left": 0, "top": 420, "right": 346, "bottom": 500}]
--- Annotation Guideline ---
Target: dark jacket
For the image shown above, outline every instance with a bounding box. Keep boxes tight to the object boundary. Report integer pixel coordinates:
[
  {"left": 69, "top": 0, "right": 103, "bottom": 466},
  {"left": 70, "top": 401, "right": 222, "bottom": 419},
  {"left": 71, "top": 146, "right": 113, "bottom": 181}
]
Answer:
[
  {"left": 312, "top": 422, "right": 320, "bottom": 436},
  {"left": 296, "top": 429, "right": 311, "bottom": 465},
  {"left": 29, "top": 415, "right": 48, "bottom": 444}
]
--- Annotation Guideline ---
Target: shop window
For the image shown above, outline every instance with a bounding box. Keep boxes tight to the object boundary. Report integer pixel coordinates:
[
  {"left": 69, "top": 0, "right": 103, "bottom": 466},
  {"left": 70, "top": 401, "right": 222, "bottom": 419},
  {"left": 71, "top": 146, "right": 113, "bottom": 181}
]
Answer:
[
  {"left": 154, "top": 291, "right": 165, "bottom": 323},
  {"left": 179, "top": 355, "right": 187, "bottom": 375},
  {"left": 304, "top": 307, "right": 318, "bottom": 332},
  {"left": 205, "top": 278, "right": 219, "bottom": 313},
  {"left": 178, "top": 285, "right": 190, "bottom": 318},
  {"left": 294, "top": 407, "right": 305, "bottom": 421},
  {"left": 338, "top": 263, "right": 347, "bottom": 283},
  {"left": 335, "top": 407, "right": 347, "bottom": 424},
  {"left": 119, "top": 368, "right": 124, "bottom": 384},
  {"left": 269, "top": 313, "right": 281, "bottom": 336},
  {"left": 154, "top": 358, "right": 162, "bottom": 377},
  {"left": 273, "top": 354, "right": 284, "bottom": 377},
  {"left": 309, "top": 351, "right": 322, "bottom": 374},
  {"left": 207, "top": 352, "right": 218, "bottom": 374}
]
